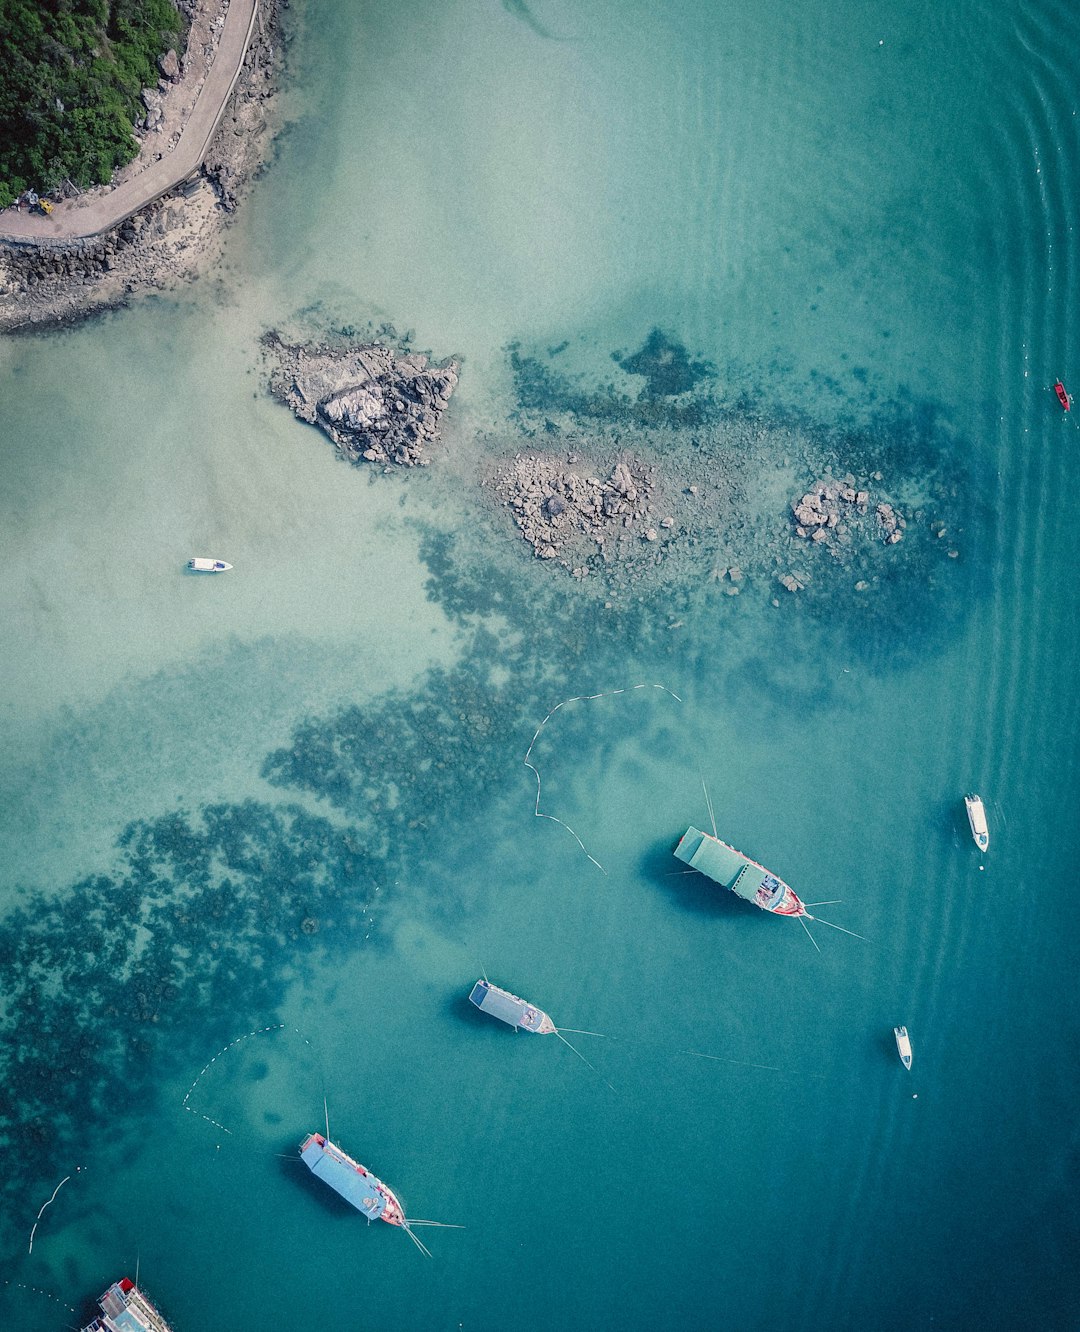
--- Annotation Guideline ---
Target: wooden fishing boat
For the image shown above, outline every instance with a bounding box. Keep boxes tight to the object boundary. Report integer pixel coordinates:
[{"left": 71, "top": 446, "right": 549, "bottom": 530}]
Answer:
[
  {"left": 469, "top": 979, "right": 556, "bottom": 1032},
  {"left": 964, "top": 793, "right": 989, "bottom": 852},
  {"left": 1054, "top": 380, "right": 1071, "bottom": 410},
  {"left": 894, "top": 1026, "right": 913, "bottom": 1070},
  {"left": 186, "top": 557, "right": 232, "bottom": 572},
  {"left": 299, "top": 1132, "right": 405, "bottom": 1226},
  {"left": 674, "top": 826, "right": 807, "bottom": 916},
  {"left": 81, "top": 1278, "right": 175, "bottom": 1332}
]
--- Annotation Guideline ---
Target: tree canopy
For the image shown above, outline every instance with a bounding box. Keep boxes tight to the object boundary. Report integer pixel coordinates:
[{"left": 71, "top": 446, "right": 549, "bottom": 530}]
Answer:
[{"left": 0, "top": 0, "right": 181, "bottom": 209}]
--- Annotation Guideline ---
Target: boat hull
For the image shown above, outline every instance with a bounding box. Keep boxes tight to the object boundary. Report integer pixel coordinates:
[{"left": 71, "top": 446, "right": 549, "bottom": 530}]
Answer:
[
  {"left": 1055, "top": 381, "right": 1070, "bottom": 410},
  {"left": 894, "top": 1025, "right": 913, "bottom": 1070}
]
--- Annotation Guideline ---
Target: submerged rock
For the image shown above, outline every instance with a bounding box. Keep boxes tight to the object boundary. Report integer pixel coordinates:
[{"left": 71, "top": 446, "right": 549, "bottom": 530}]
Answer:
[{"left": 789, "top": 473, "right": 908, "bottom": 556}]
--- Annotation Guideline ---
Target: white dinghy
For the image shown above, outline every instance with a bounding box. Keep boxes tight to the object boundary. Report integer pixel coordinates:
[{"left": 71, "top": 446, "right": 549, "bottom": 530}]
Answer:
[
  {"left": 187, "top": 558, "right": 232, "bottom": 573},
  {"left": 893, "top": 1025, "right": 913, "bottom": 1070},
  {"left": 964, "top": 794, "right": 989, "bottom": 852}
]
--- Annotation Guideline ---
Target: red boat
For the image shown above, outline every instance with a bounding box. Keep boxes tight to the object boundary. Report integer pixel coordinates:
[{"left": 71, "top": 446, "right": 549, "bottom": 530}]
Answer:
[{"left": 1054, "top": 380, "right": 1070, "bottom": 410}]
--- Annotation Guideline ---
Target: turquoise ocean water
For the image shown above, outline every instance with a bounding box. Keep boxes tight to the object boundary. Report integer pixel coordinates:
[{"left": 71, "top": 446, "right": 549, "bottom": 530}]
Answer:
[{"left": 2, "top": 0, "right": 1079, "bottom": 1327}]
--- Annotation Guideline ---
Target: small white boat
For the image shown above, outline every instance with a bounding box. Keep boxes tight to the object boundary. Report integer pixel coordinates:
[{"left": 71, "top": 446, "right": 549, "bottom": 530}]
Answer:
[
  {"left": 964, "top": 793, "right": 989, "bottom": 851},
  {"left": 893, "top": 1025, "right": 913, "bottom": 1070},
  {"left": 187, "top": 558, "right": 232, "bottom": 573}
]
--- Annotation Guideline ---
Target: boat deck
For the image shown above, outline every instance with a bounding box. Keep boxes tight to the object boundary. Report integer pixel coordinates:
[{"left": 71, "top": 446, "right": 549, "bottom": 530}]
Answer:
[
  {"left": 300, "top": 1133, "right": 389, "bottom": 1219},
  {"left": 469, "top": 980, "right": 552, "bottom": 1031},
  {"left": 675, "top": 828, "right": 748, "bottom": 889}
]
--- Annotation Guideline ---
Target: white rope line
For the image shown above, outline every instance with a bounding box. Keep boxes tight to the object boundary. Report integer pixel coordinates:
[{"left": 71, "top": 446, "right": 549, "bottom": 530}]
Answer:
[
  {"left": 523, "top": 684, "right": 683, "bottom": 874},
  {"left": 2, "top": 1280, "right": 76, "bottom": 1314},
  {"left": 182, "top": 1023, "right": 315, "bottom": 1135},
  {"left": 27, "top": 1170, "right": 79, "bottom": 1255}
]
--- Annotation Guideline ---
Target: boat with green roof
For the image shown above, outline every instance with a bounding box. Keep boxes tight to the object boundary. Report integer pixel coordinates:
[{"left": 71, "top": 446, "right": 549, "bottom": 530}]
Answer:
[{"left": 674, "top": 826, "right": 808, "bottom": 917}]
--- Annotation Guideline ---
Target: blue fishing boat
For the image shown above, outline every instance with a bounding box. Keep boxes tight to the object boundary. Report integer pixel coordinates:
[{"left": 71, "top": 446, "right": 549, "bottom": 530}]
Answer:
[
  {"left": 469, "top": 979, "right": 556, "bottom": 1032},
  {"left": 81, "top": 1279, "right": 174, "bottom": 1332},
  {"left": 299, "top": 1132, "right": 406, "bottom": 1227}
]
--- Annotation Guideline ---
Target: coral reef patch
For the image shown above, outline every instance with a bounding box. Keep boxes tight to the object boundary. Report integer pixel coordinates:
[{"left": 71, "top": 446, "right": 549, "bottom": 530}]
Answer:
[{"left": 612, "top": 328, "right": 714, "bottom": 399}]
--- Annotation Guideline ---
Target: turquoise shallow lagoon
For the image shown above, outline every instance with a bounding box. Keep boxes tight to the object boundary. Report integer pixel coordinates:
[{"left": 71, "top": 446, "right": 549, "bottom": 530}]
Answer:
[{"left": 2, "top": 0, "right": 1079, "bottom": 1328}]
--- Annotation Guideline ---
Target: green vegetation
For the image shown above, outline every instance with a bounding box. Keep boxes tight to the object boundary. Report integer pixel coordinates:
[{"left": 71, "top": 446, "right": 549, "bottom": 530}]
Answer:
[{"left": 0, "top": 0, "right": 181, "bottom": 209}]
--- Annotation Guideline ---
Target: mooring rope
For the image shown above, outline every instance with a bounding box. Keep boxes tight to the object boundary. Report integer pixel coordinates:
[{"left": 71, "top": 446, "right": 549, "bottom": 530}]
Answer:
[
  {"left": 26, "top": 1169, "right": 81, "bottom": 1256},
  {"left": 181, "top": 1023, "right": 318, "bottom": 1136},
  {"left": 2, "top": 1279, "right": 76, "bottom": 1314},
  {"left": 523, "top": 683, "right": 683, "bottom": 873}
]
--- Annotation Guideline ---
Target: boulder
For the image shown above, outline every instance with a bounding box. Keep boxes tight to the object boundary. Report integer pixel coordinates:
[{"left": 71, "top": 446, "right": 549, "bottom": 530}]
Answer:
[
  {"left": 610, "top": 461, "right": 636, "bottom": 497},
  {"left": 321, "top": 384, "right": 387, "bottom": 432}
]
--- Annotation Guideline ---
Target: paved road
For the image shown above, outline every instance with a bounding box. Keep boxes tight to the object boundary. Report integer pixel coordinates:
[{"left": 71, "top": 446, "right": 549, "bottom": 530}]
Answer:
[{"left": 0, "top": 0, "right": 259, "bottom": 245}]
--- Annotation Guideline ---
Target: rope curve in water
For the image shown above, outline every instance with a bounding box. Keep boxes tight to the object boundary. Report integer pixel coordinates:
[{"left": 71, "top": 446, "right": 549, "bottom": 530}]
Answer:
[
  {"left": 523, "top": 683, "right": 683, "bottom": 873},
  {"left": 3, "top": 1280, "right": 76, "bottom": 1314},
  {"left": 181, "top": 1023, "right": 318, "bottom": 1136},
  {"left": 27, "top": 1169, "right": 80, "bottom": 1255}
]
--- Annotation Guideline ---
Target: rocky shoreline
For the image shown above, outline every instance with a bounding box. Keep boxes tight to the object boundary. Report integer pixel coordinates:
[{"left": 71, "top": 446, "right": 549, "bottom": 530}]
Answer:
[
  {"left": 0, "top": 0, "right": 285, "bottom": 335},
  {"left": 263, "top": 332, "right": 459, "bottom": 467}
]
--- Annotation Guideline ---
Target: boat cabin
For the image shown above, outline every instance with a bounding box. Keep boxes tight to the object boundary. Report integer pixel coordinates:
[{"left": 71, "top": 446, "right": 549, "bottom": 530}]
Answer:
[{"left": 674, "top": 827, "right": 803, "bottom": 913}]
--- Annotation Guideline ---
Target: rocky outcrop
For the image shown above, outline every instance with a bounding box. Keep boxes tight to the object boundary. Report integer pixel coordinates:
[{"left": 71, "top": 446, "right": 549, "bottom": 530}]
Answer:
[
  {"left": 492, "top": 451, "right": 671, "bottom": 570},
  {"left": 789, "top": 473, "right": 906, "bottom": 552},
  {"left": 264, "top": 333, "right": 459, "bottom": 467}
]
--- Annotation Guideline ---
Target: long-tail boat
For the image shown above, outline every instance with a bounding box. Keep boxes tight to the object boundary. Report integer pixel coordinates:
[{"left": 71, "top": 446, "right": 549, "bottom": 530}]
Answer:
[
  {"left": 674, "top": 826, "right": 807, "bottom": 916},
  {"left": 469, "top": 979, "right": 556, "bottom": 1032},
  {"left": 964, "top": 793, "right": 989, "bottom": 851},
  {"left": 299, "top": 1133, "right": 405, "bottom": 1226}
]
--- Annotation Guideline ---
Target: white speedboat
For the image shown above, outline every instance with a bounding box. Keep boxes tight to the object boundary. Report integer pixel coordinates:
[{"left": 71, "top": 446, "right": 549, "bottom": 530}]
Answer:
[
  {"left": 893, "top": 1026, "right": 912, "bottom": 1070},
  {"left": 187, "top": 558, "right": 232, "bottom": 573},
  {"left": 964, "top": 793, "right": 989, "bottom": 851}
]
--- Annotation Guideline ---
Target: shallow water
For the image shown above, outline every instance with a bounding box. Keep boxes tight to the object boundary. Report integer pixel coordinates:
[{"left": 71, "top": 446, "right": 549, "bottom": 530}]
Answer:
[{"left": 2, "top": 0, "right": 1079, "bottom": 1328}]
